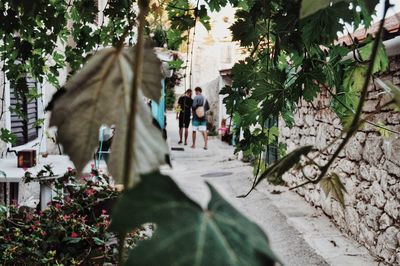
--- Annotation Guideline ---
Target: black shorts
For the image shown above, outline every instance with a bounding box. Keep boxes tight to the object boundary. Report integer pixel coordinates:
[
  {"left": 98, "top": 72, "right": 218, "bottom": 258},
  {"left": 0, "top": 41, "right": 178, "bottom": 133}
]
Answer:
[{"left": 179, "top": 113, "right": 191, "bottom": 128}]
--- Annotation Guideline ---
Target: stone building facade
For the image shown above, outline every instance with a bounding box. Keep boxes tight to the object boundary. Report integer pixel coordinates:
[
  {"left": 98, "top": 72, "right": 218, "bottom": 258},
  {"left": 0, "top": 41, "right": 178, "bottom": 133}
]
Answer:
[{"left": 280, "top": 54, "right": 400, "bottom": 264}]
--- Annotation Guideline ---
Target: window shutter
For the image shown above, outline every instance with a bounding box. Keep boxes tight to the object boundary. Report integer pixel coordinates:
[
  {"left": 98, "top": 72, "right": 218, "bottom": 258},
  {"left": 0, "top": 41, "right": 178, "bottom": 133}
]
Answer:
[{"left": 10, "top": 78, "right": 39, "bottom": 146}]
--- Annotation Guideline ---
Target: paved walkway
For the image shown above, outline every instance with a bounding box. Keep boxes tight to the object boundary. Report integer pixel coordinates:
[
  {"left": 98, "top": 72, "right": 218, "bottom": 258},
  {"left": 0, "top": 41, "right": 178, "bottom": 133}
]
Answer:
[{"left": 161, "top": 112, "right": 377, "bottom": 266}]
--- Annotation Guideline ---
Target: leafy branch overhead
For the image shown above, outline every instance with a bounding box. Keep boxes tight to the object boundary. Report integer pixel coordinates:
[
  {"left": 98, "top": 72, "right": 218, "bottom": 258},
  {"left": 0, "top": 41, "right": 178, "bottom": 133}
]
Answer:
[
  {"left": 222, "top": 0, "right": 397, "bottom": 210},
  {"left": 0, "top": 0, "right": 138, "bottom": 141},
  {"left": 48, "top": 44, "right": 168, "bottom": 186},
  {"left": 111, "top": 172, "right": 279, "bottom": 266}
]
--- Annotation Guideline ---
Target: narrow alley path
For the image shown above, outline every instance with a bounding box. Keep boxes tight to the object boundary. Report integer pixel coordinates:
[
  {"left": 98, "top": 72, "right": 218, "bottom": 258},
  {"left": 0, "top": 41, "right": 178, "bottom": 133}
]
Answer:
[{"left": 161, "top": 112, "right": 377, "bottom": 266}]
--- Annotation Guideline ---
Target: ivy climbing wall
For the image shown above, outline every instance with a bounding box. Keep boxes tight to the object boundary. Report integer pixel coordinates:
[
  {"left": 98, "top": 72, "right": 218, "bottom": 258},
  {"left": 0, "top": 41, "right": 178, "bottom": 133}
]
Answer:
[{"left": 280, "top": 55, "right": 400, "bottom": 265}]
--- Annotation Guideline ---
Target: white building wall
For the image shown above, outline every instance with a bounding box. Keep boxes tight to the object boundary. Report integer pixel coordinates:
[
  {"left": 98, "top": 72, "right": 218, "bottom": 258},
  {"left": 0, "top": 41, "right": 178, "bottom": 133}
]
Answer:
[{"left": 180, "top": 5, "right": 244, "bottom": 130}]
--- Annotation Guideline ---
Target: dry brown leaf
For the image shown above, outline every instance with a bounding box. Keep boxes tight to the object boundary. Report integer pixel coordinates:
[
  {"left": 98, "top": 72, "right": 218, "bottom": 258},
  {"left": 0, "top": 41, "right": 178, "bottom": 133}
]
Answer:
[
  {"left": 49, "top": 44, "right": 168, "bottom": 187},
  {"left": 320, "top": 173, "right": 347, "bottom": 207}
]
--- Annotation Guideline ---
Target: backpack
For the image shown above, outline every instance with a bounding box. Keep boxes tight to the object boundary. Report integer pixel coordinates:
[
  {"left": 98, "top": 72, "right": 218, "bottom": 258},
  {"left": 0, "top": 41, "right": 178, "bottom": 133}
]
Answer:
[{"left": 195, "top": 98, "right": 206, "bottom": 118}]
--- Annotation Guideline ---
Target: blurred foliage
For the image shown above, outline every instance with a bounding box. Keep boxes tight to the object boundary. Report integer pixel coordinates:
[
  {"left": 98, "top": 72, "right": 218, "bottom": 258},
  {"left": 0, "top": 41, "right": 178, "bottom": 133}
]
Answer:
[{"left": 0, "top": 0, "right": 211, "bottom": 144}]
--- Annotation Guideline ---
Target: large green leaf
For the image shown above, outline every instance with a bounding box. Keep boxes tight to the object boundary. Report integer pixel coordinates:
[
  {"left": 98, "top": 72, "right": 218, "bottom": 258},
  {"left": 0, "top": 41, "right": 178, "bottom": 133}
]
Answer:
[
  {"left": 333, "top": 40, "right": 388, "bottom": 122},
  {"left": 237, "top": 99, "right": 260, "bottom": 127},
  {"left": 205, "top": 0, "right": 228, "bottom": 12},
  {"left": 166, "top": 29, "right": 183, "bottom": 51},
  {"left": 343, "top": 64, "right": 367, "bottom": 94},
  {"left": 111, "top": 172, "right": 279, "bottom": 266},
  {"left": 359, "top": 41, "right": 389, "bottom": 74},
  {"left": 301, "top": 3, "right": 352, "bottom": 47},
  {"left": 333, "top": 64, "right": 367, "bottom": 121},
  {"left": 48, "top": 44, "right": 168, "bottom": 186},
  {"left": 300, "top": 0, "right": 346, "bottom": 18},
  {"left": 354, "top": 0, "right": 379, "bottom": 28},
  {"left": 230, "top": 11, "right": 259, "bottom": 47}
]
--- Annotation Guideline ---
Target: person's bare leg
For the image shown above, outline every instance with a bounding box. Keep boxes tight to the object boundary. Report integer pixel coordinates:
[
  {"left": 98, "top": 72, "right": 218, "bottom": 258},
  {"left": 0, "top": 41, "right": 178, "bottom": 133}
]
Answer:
[
  {"left": 191, "top": 131, "right": 196, "bottom": 148},
  {"left": 203, "top": 130, "right": 208, "bottom": 149},
  {"left": 184, "top": 128, "right": 189, "bottom": 145},
  {"left": 178, "top": 128, "right": 183, "bottom": 143}
]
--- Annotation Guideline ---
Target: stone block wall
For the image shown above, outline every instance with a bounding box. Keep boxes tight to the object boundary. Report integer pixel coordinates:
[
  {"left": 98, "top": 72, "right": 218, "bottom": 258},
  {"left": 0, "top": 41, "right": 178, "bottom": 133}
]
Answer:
[{"left": 280, "top": 55, "right": 400, "bottom": 264}]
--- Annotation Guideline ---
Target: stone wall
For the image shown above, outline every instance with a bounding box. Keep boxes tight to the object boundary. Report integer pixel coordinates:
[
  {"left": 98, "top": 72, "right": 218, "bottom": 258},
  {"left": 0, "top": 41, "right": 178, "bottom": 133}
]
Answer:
[
  {"left": 280, "top": 55, "right": 400, "bottom": 264},
  {"left": 200, "top": 77, "right": 220, "bottom": 130}
]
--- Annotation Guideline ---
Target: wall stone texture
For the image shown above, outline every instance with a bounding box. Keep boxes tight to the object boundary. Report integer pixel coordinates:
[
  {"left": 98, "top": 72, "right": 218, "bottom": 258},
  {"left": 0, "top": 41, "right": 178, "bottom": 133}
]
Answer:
[{"left": 280, "top": 55, "right": 400, "bottom": 264}]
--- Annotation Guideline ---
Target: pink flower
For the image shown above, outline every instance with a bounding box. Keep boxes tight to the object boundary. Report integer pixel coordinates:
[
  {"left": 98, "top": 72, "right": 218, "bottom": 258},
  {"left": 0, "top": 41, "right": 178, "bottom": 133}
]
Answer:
[
  {"left": 67, "top": 167, "right": 72, "bottom": 171},
  {"left": 63, "top": 215, "right": 70, "bottom": 222},
  {"left": 80, "top": 216, "right": 88, "bottom": 223},
  {"left": 101, "top": 209, "right": 107, "bottom": 214},
  {"left": 55, "top": 203, "right": 61, "bottom": 209},
  {"left": 85, "top": 188, "right": 95, "bottom": 197},
  {"left": 70, "top": 232, "right": 78, "bottom": 238},
  {"left": 26, "top": 213, "right": 34, "bottom": 221}
]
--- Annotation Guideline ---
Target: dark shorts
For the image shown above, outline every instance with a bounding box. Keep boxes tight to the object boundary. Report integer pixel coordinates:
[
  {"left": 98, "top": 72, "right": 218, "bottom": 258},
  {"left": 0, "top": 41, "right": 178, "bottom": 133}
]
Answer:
[{"left": 179, "top": 113, "right": 191, "bottom": 128}]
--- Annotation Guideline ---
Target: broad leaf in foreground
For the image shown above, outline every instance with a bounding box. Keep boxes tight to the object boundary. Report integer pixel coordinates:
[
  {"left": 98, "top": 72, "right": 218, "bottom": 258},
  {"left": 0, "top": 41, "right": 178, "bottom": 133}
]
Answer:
[
  {"left": 300, "top": 0, "right": 345, "bottom": 18},
  {"left": 48, "top": 45, "right": 168, "bottom": 186},
  {"left": 110, "top": 172, "right": 279, "bottom": 266},
  {"left": 319, "top": 173, "right": 347, "bottom": 207},
  {"left": 359, "top": 41, "right": 389, "bottom": 74},
  {"left": 334, "top": 40, "right": 389, "bottom": 123}
]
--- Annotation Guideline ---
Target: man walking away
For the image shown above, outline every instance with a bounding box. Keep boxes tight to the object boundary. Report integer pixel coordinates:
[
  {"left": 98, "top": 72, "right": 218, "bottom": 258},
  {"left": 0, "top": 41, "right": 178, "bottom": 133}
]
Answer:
[
  {"left": 191, "top": 87, "right": 209, "bottom": 150},
  {"left": 176, "top": 89, "right": 193, "bottom": 145}
]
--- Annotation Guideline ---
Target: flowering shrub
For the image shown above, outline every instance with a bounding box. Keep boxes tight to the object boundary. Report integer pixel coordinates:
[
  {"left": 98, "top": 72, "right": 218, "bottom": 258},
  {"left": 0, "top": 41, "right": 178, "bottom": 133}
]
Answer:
[{"left": 0, "top": 169, "right": 138, "bottom": 265}]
